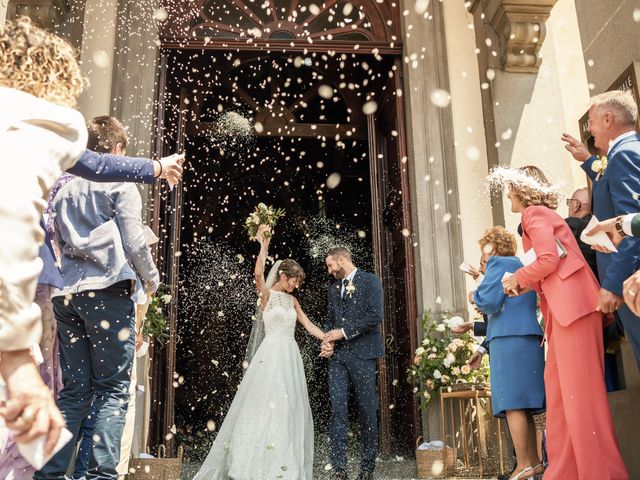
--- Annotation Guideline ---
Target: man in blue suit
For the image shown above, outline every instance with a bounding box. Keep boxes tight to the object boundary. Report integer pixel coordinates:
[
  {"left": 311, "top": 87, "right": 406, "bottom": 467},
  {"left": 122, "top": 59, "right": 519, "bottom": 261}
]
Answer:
[
  {"left": 39, "top": 146, "right": 184, "bottom": 290},
  {"left": 321, "top": 247, "right": 384, "bottom": 480},
  {"left": 562, "top": 89, "right": 640, "bottom": 367}
]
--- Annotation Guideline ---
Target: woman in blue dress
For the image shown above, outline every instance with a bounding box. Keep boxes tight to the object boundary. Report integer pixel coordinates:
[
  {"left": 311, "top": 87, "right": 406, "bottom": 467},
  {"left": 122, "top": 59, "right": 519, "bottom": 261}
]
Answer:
[{"left": 470, "top": 226, "right": 545, "bottom": 480}]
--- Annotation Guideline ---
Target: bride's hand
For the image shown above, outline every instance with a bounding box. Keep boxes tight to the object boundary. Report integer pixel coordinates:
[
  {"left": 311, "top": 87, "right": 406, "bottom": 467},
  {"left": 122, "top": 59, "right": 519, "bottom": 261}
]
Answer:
[
  {"left": 256, "top": 224, "right": 272, "bottom": 244},
  {"left": 320, "top": 340, "right": 334, "bottom": 358}
]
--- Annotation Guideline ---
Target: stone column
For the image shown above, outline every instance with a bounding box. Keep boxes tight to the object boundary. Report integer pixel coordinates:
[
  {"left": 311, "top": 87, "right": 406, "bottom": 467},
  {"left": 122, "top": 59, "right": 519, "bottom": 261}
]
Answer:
[
  {"left": 110, "top": 0, "right": 161, "bottom": 215},
  {"left": 0, "top": 1, "right": 8, "bottom": 23},
  {"left": 470, "top": 0, "right": 590, "bottom": 234},
  {"left": 76, "top": 0, "right": 119, "bottom": 120},
  {"left": 111, "top": 0, "right": 161, "bottom": 161},
  {"left": 400, "top": 0, "right": 468, "bottom": 440}
]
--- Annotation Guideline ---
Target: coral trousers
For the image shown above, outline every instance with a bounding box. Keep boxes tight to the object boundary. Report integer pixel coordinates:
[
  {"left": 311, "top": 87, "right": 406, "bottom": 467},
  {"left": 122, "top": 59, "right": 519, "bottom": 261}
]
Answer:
[{"left": 543, "top": 311, "right": 628, "bottom": 480}]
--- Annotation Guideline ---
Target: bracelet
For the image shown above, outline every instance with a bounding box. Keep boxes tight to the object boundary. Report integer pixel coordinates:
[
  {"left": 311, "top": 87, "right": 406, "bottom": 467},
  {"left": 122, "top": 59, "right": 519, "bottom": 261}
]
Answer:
[
  {"left": 154, "top": 159, "right": 163, "bottom": 178},
  {"left": 615, "top": 216, "right": 628, "bottom": 238}
]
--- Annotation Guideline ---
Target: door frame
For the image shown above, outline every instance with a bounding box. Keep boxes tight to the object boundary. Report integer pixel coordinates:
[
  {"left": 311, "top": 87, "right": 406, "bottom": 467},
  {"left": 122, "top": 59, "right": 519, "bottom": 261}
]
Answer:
[{"left": 149, "top": 43, "right": 419, "bottom": 454}]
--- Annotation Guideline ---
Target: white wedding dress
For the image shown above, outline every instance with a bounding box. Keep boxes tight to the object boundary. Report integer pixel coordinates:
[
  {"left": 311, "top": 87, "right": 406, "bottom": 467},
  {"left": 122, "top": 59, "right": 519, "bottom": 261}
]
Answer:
[{"left": 193, "top": 290, "right": 314, "bottom": 480}]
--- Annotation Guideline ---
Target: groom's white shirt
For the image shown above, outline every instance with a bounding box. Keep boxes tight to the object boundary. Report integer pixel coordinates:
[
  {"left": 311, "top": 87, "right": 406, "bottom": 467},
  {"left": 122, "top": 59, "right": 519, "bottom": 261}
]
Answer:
[{"left": 340, "top": 268, "right": 358, "bottom": 340}]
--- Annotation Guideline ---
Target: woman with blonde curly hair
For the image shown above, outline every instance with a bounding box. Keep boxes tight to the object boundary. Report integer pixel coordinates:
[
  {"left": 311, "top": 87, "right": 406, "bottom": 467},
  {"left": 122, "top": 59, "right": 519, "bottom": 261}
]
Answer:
[
  {"left": 469, "top": 226, "right": 545, "bottom": 479},
  {"left": 0, "top": 15, "right": 87, "bottom": 460},
  {"left": 497, "top": 166, "right": 628, "bottom": 480}
]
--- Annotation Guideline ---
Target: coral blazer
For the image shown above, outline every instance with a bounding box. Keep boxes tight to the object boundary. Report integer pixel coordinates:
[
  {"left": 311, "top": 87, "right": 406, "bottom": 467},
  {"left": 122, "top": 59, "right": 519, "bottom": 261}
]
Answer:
[{"left": 514, "top": 205, "right": 601, "bottom": 327}]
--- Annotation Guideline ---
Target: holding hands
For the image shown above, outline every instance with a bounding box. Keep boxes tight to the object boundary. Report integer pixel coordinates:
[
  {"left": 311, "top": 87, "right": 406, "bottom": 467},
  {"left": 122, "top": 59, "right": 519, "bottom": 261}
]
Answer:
[
  {"left": 319, "top": 340, "right": 334, "bottom": 358},
  {"left": 320, "top": 330, "right": 344, "bottom": 358}
]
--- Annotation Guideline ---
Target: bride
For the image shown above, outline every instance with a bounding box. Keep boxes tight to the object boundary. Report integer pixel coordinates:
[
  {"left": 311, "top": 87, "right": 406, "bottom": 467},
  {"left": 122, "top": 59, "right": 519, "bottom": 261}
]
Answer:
[{"left": 193, "top": 224, "right": 324, "bottom": 479}]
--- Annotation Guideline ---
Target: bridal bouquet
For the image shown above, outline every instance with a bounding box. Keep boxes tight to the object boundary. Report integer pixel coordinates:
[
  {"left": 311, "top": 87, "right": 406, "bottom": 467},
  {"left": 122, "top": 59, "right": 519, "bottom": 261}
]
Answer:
[
  {"left": 244, "top": 203, "right": 286, "bottom": 241},
  {"left": 407, "top": 311, "right": 488, "bottom": 409}
]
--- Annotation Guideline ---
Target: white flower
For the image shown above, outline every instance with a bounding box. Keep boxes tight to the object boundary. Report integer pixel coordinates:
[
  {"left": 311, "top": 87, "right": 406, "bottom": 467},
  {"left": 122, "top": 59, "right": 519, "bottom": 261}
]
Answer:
[
  {"left": 160, "top": 294, "right": 172, "bottom": 304},
  {"left": 448, "top": 342, "right": 458, "bottom": 353},
  {"left": 427, "top": 353, "right": 437, "bottom": 360},
  {"left": 451, "top": 366, "right": 461, "bottom": 376},
  {"left": 461, "top": 364, "right": 471, "bottom": 375},
  {"left": 415, "top": 347, "right": 426, "bottom": 356},
  {"left": 435, "top": 324, "right": 446, "bottom": 332},
  {"left": 422, "top": 338, "right": 430, "bottom": 345},
  {"left": 433, "top": 369, "right": 442, "bottom": 379},
  {"left": 345, "top": 281, "right": 356, "bottom": 298},
  {"left": 443, "top": 352, "right": 455, "bottom": 367},
  {"left": 441, "top": 375, "right": 450, "bottom": 384},
  {"left": 423, "top": 391, "right": 431, "bottom": 401}
]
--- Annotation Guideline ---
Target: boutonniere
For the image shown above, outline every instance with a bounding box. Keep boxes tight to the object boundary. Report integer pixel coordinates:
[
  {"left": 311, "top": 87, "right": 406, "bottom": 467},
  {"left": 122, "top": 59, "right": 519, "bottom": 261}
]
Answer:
[
  {"left": 591, "top": 155, "right": 608, "bottom": 180},
  {"left": 345, "top": 280, "right": 356, "bottom": 298}
]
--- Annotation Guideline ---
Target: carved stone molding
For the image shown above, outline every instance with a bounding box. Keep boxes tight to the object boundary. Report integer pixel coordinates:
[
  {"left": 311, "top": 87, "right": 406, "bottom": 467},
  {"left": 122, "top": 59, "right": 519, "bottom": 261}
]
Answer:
[{"left": 471, "top": 0, "right": 558, "bottom": 73}]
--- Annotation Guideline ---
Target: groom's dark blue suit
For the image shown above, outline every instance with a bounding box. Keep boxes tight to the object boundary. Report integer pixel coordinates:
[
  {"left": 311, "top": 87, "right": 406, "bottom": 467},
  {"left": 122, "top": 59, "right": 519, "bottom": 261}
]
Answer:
[{"left": 325, "top": 269, "right": 384, "bottom": 474}]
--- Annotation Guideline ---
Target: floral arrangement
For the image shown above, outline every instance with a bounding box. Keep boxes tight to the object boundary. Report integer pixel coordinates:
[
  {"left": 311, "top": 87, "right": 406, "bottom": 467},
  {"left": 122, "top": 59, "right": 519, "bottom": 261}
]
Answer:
[
  {"left": 591, "top": 155, "right": 608, "bottom": 180},
  {"left": 244, "top": 203, "right": 286, "bottom": 241},
  {"left": 143, "top": 283, "right": 172, "bottom": 345},
  {"left": 407, "top": 311, "right": 488, "bottom": 409}
]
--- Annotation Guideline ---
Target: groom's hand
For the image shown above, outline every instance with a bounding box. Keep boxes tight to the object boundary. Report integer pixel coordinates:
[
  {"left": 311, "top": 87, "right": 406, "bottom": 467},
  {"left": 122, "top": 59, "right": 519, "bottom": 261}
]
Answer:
[
  {"left": 324, "top": 329, "right": 344, "bottom": 343},
  {"left": 320, "top": 340, "right": 334, "bottom": 358}
]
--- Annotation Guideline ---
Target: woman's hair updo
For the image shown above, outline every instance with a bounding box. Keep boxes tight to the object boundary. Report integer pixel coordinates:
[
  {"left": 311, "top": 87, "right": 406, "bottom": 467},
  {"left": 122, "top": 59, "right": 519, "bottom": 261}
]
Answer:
[{"left": 279, "top": 259, "right": 306, "bottom": 283}]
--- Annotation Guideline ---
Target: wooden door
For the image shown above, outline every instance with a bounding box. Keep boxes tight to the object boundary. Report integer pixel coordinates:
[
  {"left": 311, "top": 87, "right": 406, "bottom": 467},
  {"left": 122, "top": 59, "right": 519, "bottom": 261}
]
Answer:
[
  {"left": 369, "top": 58, "right": 419, "bottom": 454},
  {"left": 149, "top": 57, "right": 187, "bottom": 452}
]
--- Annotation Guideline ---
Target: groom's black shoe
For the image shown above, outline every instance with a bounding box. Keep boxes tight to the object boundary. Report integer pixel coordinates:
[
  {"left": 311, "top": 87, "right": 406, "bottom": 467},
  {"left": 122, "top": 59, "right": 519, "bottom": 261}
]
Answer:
[
  {"left": 330, "top": 471, "right": 348, "bottom": 480},
  {"left": 354, "top": 471, "right": 374, "bottom": 480}
]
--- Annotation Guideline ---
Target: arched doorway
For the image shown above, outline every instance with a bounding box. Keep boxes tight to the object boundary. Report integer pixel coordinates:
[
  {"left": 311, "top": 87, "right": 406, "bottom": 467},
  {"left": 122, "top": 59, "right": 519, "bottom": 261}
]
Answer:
[{"left": 150, "top": 0, "right": 419, "bottom": 461}]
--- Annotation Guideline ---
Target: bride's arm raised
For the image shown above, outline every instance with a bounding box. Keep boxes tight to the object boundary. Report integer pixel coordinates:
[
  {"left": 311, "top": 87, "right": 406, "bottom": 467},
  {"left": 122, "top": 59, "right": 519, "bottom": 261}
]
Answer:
[
  {"left": 293, "top": 298, "right": 324, "bottom": 340},
  {"left": 254, "top": 224, "right": 271, "bottom": 310}
]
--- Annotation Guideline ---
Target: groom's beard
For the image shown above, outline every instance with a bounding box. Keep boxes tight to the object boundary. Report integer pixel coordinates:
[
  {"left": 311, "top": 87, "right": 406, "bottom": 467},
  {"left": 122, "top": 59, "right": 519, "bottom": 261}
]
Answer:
[{"left": 333, "top": 267, "right": 347, "bottom": 280}]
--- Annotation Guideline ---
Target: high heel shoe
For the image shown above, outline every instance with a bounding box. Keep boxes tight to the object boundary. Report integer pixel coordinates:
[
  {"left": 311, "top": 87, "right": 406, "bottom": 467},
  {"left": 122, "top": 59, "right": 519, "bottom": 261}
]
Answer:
[
  {"left": 531, "top": 463, "right": 545, "bottom": 478},
  {"left": 509, "top": 466, "right": 534, "bottom": 480}
]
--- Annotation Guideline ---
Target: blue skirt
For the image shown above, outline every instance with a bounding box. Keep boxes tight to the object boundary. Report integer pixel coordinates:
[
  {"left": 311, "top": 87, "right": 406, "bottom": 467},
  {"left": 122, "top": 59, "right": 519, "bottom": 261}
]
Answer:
[{"left": 488, "top": 335, "right": 545, "bottom": 418}]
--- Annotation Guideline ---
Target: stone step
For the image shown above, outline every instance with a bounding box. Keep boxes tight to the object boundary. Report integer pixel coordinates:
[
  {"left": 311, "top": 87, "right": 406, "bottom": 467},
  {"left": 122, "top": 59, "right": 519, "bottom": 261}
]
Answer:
[{"left": 180, "top": 460, "right": 499, "bottom": 480}]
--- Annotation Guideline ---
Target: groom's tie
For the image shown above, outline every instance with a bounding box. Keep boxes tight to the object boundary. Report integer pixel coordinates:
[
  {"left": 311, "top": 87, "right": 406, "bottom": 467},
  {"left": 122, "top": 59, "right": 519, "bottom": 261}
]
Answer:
[{"left": 341, "top": 278, "right": 348, "bottom": 300}]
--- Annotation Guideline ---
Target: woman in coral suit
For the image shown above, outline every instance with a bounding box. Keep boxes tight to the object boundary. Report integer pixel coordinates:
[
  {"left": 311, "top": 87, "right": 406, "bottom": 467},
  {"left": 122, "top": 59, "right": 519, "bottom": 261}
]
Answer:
[{"left": 498, "top": 165, "right": 628, "bottom": 480}]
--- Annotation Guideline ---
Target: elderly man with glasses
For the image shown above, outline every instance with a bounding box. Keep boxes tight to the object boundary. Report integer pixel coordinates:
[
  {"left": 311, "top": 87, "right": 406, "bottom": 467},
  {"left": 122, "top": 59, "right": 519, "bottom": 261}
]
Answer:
[{"left": 565, "top": 188, "right": 598, "bottom": 277}]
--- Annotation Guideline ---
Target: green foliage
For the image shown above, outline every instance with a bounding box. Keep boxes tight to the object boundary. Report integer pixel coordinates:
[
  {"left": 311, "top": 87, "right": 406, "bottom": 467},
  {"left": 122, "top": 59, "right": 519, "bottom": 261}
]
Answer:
[
  {"left": 407, "top": 311, "right": 489, "bottom": 410},
  {"left": 143, "top": 283, "right": 171, "bottom": 345}
]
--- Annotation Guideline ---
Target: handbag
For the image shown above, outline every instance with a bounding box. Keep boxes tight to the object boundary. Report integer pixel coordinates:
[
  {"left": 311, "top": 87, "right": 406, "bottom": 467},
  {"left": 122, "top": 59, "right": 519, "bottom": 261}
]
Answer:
[{"left": 127, "top": 445, "right": 183, "bottom": 480}]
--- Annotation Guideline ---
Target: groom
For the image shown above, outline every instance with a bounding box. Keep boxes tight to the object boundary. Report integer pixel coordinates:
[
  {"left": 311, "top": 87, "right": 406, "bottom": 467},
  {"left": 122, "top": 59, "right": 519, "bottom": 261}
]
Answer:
[{"left": 322, "top": 247, "right": 384, "bottom": 480}]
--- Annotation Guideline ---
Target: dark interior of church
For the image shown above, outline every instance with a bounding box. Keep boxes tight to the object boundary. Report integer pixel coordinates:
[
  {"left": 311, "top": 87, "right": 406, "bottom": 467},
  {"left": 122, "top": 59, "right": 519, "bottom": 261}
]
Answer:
[{"left": 163, "top": 50, "right": 385, "bottom": 459}]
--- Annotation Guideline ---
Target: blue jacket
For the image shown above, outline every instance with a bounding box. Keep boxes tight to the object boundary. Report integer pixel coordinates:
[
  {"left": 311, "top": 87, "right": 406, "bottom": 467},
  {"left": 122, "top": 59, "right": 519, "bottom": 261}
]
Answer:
[
  {"left": 38, "top": 149, "right": 154, "bottom": 288},
  {"left": 51, "top": 178, "right": 159, "bottom": 298},
  {"left": 473, "top": 256, "right": 541, "bottom": 342},
  {"left": 324, "top": 270, "right": 384, "bottom": 360},
  {"left": 582, "top": 133, "right": 640, "bottom": 295}
]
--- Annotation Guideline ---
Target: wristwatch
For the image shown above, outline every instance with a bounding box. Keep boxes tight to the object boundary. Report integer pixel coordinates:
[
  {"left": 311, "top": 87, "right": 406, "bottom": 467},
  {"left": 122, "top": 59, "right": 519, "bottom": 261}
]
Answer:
[{"left": 615, "top": 216, "right": 628, "bottom": 238}]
